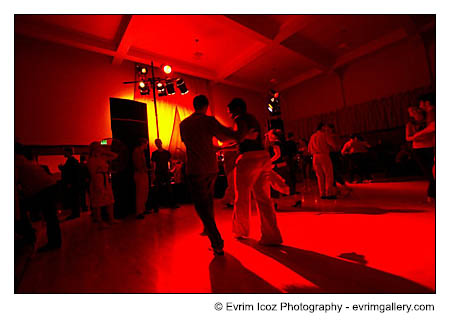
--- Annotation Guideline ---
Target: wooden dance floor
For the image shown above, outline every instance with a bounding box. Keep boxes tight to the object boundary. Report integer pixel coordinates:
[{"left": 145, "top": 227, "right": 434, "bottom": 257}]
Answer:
[{"left": 16, "top": 180, "right": 435, "bottom": 293}]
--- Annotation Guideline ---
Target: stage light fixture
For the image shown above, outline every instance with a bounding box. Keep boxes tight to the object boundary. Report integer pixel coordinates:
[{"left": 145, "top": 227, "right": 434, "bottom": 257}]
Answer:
[
  {"left": 166, "top": 82, "right": 176, "bottom": 95},
  {"left": 176, "top": 78, "right": 189, "bottom": 95},
  {"left": 139, "top": 81, "right": 150, "bottom": 95},
  {"left": 163, "top": 65, "right": 172, "bottom": 74},
  {"left": 137, "top": 65, "right": 148, "bottom": 75},
  {"left": 157, "top": 82, "right": 167, "bottom": 97}
]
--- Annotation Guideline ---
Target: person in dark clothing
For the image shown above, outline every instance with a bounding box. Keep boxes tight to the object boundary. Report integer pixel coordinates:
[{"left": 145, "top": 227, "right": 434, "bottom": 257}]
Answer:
[
  {"left": 267, "top": 129, "right": 289, "bottom": 200},
  {"left": 297, "top": 138, "right": 313, "bottom": 190},
  {"left": 134, "top": 138, "right": 150, "bottom": 219},
  {"left": 406, "top": 106, "right": 436, "bottom": 200},
  {"left": 151, "top": 139, "right": 177, "bottom": 211},
  {"left": 59, "top": 148, "right": 81, "bottom": 220},
  {"left": 341, "top": 135, "right": 372, "bottom": 183},
  {"left": 328, "top": 124, "right": 351, "bottom": 195},
  {"left": 267, "top": 130, "right": 301, "bottom": 208},
  {"left": 15, "top": 145, "right": 62, "bottom": 252},
  {"left": 79, "top": 154, "right": 90, "bottom": 212},
  {"left": 285, "top": 132, "right": 299, "bottom": 195},
  {"left": 180, "top": 95, "right": 254, "bottom": 256}
]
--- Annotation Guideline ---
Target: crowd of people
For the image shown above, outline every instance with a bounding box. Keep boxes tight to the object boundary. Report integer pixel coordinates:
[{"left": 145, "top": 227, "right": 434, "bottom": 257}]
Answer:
[{"left": 14, "top": 92, "right": 435, "bottom": 259}]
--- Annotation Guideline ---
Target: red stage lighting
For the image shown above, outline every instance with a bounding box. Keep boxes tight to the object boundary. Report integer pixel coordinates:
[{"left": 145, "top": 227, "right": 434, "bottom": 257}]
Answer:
[
  {"left": 166, "top": 82, "right": 175, "bottom": 95},
  {"left": 137, "top": 65, "right": 148, "bottom": 75},
  {"left": 139, "top": 81, "right": 150, "bottom": 95},
  {"left": 176, "top": 78, "right": 189, "bottom": 95},
  {"left": 157, "top": 82, "right": 167, "bottom": 96},
  {"left": 163, "top": 65, "right": 172, "bottom": 74}
]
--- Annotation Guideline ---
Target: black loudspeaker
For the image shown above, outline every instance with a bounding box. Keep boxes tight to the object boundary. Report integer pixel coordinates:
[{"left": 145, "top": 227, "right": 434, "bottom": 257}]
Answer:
[{"left": 109, "top": 98, "right": 149, "bottom": 217}]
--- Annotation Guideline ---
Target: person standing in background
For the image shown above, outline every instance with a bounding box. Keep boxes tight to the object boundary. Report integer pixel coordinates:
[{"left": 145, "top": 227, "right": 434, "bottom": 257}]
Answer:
[
  {"left": 79, "top": 154, "right": 90, "bottom": 212},
  {"left": 133, "top": 138, "right": 150, "bottom": 219},
  {"left": 308, "top": 123, "right": 338, "bottom": 199},
  {"left": 406, "top": 106, "right": 435, "bottom": 200},
  {"left": 328, "top": 124, "right": 351, "bottom": 195},
  {"left": 414, "top": 93, "right": 436, "bottom": 200},
  {"left": 15, "top": 142, "right": 62, "bottom": 252},
  {"left": 341, "top": 135, "right": 372, "bottom": 183},
  {"left": 87, "top": 142, "right": 119, "bottom": 226},
  {"left": 151, "top": 138, "right": 177, "bottom": 211},
  {"left": 266, "top": 129, "right": 289, "bottom": 209},
  {"left": 298, "top": 138, "right": 313, "bottom": 192},
  {"left": 59, "top": 148, "right": 81, "bottom": 221},
  {"left": 285, "top": 132, "right": 299, "bottom": 196}
]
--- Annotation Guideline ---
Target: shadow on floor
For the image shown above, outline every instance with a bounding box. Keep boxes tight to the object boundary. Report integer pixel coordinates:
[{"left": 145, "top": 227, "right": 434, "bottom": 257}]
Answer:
[
  {"left": 278, "top": 205, "right": 425, "bottom": 215},
  {"left": 209, "top": 253, "right": 281, "bottom": 293},
  {"left": 239, "top": 239, "right": 433, "bottom": 293}
]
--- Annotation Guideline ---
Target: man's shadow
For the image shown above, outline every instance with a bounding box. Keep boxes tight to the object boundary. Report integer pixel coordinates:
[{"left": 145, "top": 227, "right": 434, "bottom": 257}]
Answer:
[
  {"left": 238, "top": 239, "right": 433, "bottom": 293},
  {"left": 209, "top": 253, "right": 281, "bottom": 293}
]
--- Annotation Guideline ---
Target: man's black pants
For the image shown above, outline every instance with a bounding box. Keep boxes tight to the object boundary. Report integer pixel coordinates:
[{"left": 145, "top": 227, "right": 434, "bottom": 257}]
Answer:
[
  {"left": 187, "top": 173, "right": 223, "bottom": 250},
  {"left": 413, "top": 147, "right": 436, "bottom": 198},
  {"left": 31, "top": 185, "right": 62, "bottom": 247}
]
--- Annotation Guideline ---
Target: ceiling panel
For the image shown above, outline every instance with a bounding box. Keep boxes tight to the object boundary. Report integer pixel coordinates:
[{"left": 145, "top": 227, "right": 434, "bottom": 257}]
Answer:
[
  {"left": 225, "top": 45, "right": 312, "bottom": 89},
  {"left": 21, "top": 14, "right": 124, "bottom": 42},
  {"left": 14, "top": 14, "right": 435, "bottom": 92},
  {"left": 224, "top": 14, "right": 283, "bottom": 40},
  {"left": 299, "top": 15, "right": 404, "bottom": 56},
  {"left": 130, "top": 15, "right": 266, "bottom": 72}
]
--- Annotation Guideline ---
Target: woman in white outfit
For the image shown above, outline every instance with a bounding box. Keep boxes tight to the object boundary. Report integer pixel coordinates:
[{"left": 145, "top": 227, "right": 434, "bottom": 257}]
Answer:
[{"left": 228, "top": 98, "right": 283, "bottom": 246}]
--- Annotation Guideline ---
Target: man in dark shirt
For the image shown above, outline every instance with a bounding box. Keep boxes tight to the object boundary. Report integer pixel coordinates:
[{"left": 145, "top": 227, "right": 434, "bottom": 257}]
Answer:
[
  {"left": 151, "top": 139, "right": 175, "bottom": 211},
  {"left": 59, "top": 148, "right": 81, "bottom": 220},
  {"left": 228, "top": 98, "right": 283, "bottom": 246},
  {"left": 180, "top": 95, "right": 251, "bottom": 256}
]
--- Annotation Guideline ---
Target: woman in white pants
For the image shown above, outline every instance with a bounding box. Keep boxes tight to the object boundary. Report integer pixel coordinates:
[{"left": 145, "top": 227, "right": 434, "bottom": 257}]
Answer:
[{"left": 227, "top": 98, "right": 282, "bottom": 245}]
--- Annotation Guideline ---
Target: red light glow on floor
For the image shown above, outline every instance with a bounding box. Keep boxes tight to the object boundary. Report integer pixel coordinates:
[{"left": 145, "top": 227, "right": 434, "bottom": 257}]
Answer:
[{"left": 17, "top": 181, "right": 435, "bottom": 293}]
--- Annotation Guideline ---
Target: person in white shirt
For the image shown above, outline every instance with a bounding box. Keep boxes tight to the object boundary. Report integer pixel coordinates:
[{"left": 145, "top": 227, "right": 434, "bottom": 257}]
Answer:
[{"left": 308, "top": 123, "right": 338, "bottom": 199}]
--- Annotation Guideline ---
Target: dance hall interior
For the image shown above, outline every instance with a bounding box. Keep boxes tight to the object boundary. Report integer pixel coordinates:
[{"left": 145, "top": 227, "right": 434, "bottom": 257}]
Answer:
[{"left": 14, "top": 14, "right": 436, "bottom": 294}]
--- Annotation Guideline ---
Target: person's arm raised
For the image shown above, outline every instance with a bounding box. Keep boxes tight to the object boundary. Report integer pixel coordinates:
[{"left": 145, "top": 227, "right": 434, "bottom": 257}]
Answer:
[{"left": 210, "top": 117, "right": 257, "bottom": 143}]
